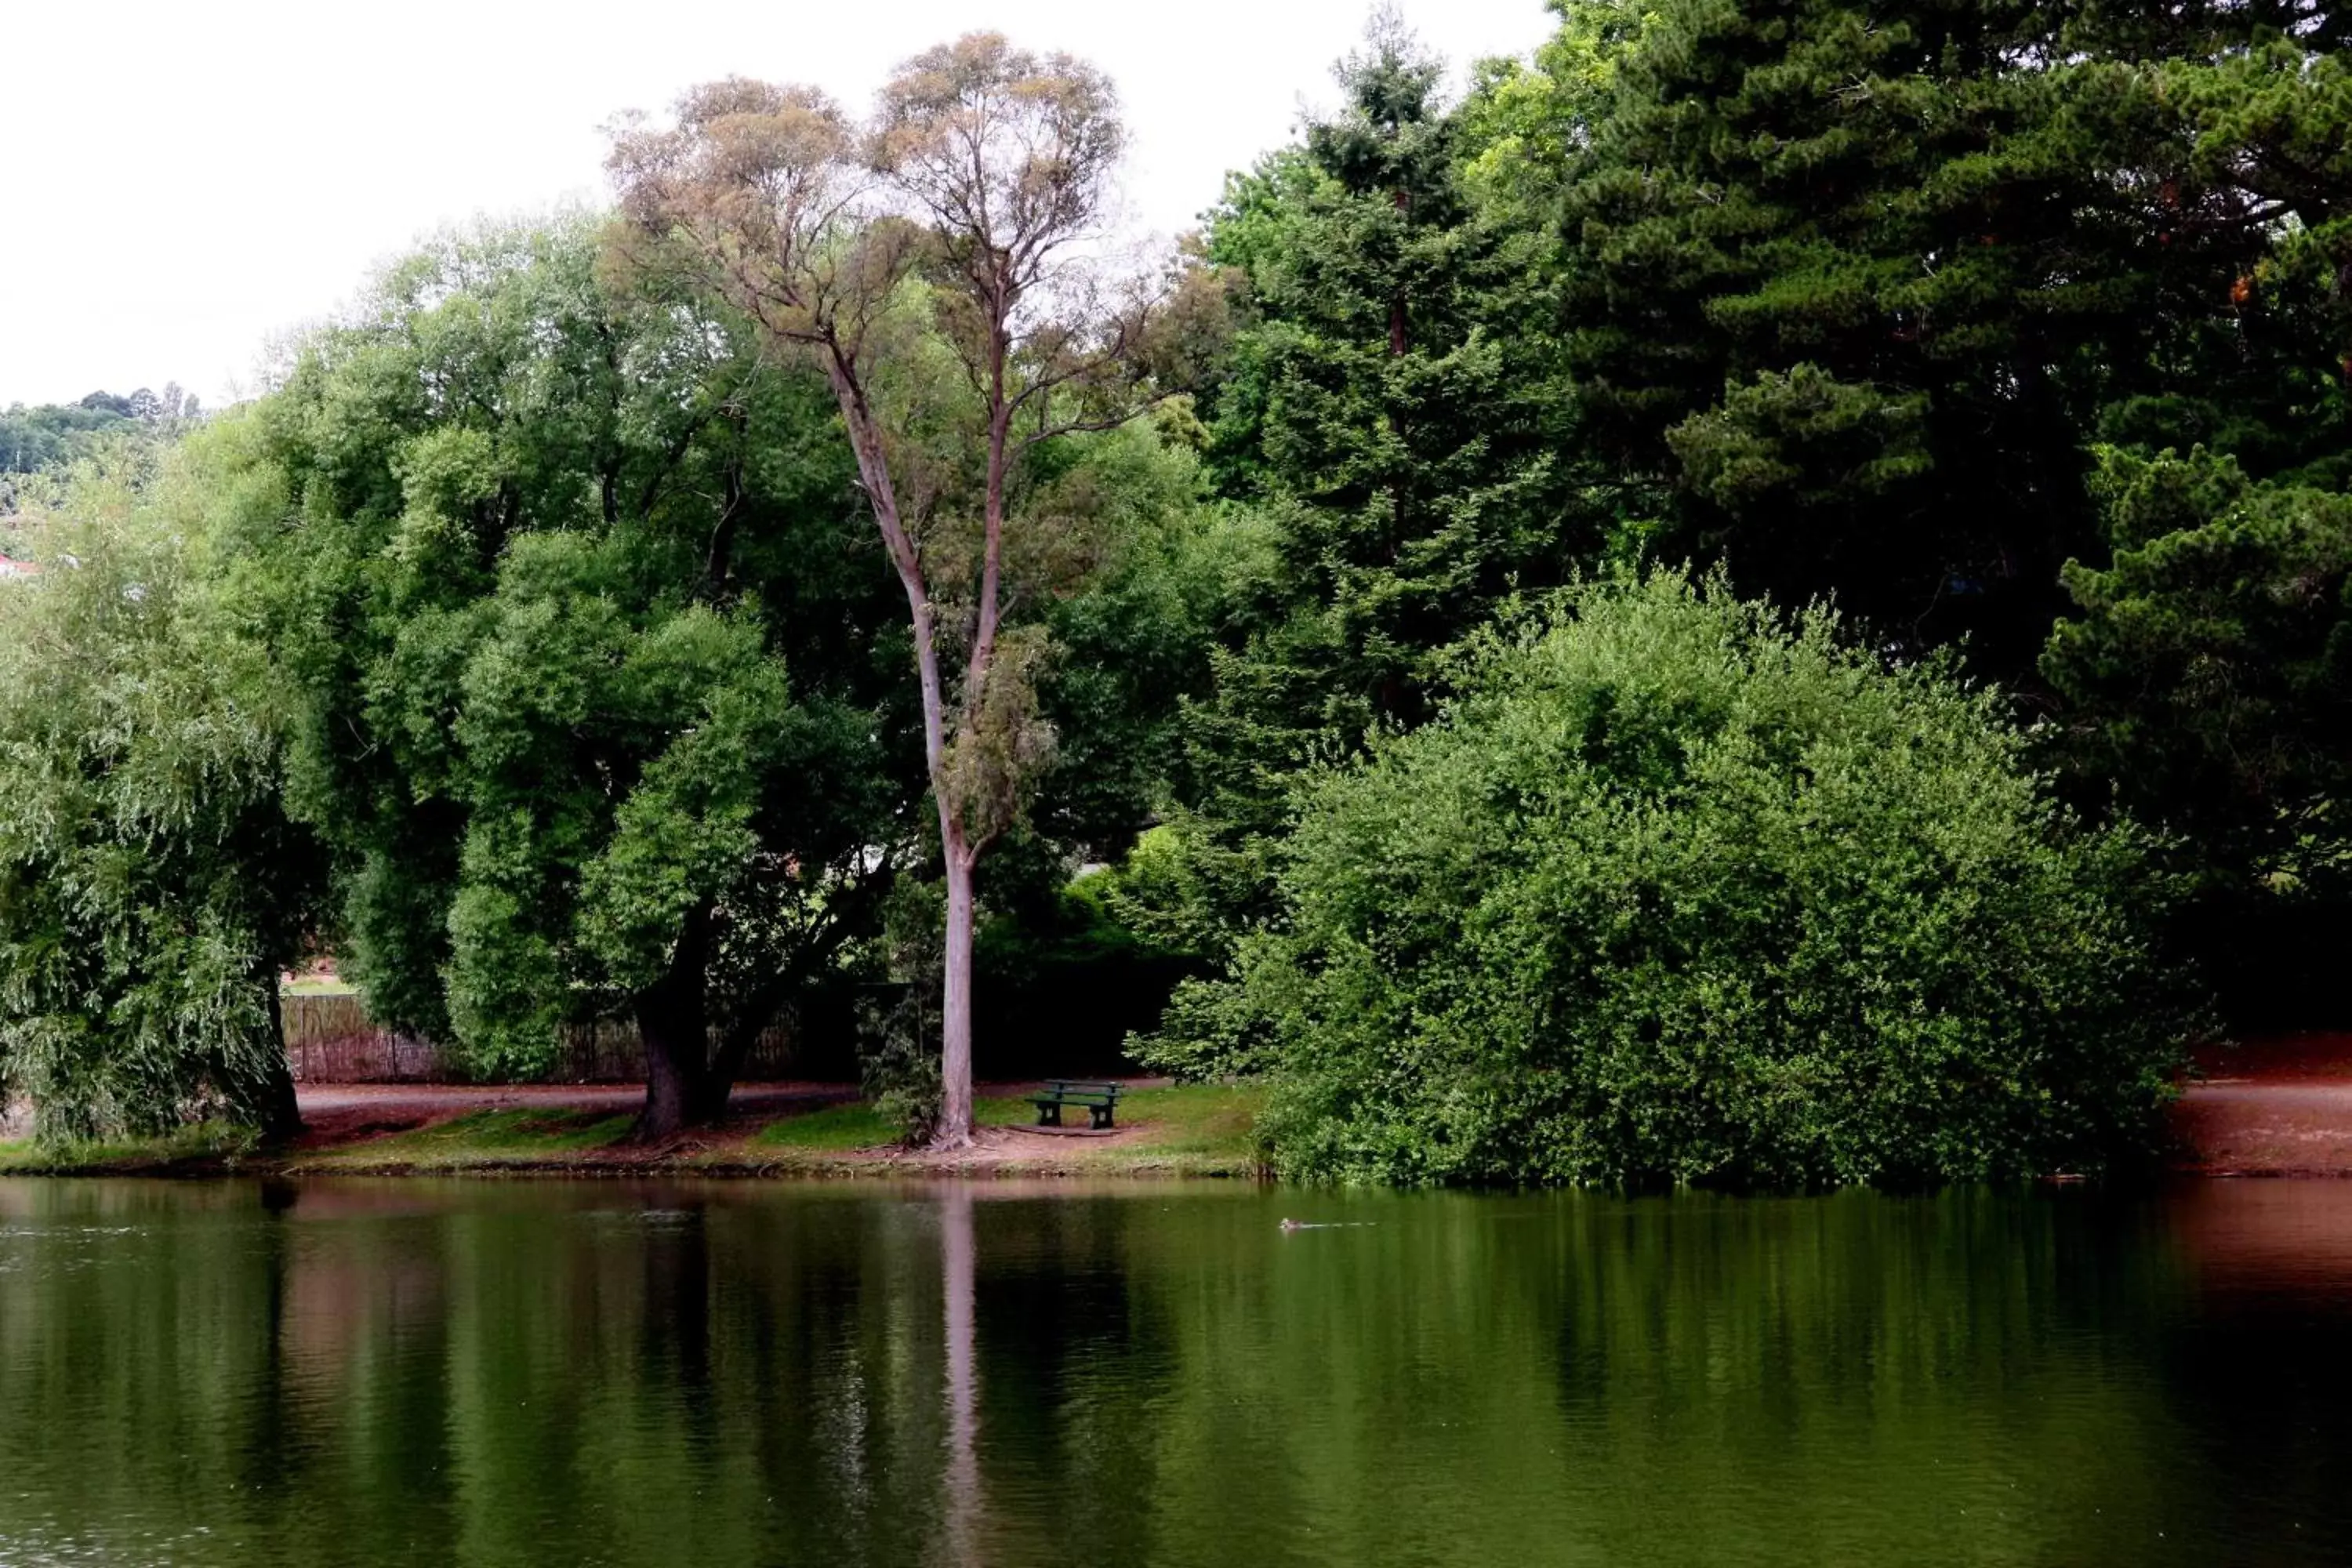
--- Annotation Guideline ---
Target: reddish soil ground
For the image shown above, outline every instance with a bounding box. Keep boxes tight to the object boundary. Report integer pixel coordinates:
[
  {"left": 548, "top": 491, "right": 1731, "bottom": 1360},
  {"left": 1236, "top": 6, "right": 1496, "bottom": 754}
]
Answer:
[
  {"left": 284, "top": 1080, "right": 1170, "bottom": 1168},
  {"left": 2174, "top": 1035, "right": 2352, "bottom": 1175},
  {"left": 289, "top": 1080, "right": 856, "bottom": 1150},
  {"left": 253, "top": 1044, "right": 2352, "bottom": 1177}
]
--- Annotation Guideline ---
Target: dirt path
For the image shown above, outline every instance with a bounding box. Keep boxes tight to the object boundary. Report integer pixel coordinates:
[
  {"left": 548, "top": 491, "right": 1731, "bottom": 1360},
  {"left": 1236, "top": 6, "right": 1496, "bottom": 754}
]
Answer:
[
  {"left": 11, "top": 1053, "right": 2332, "bottom": 1178},
  {"left": 2174, "top": 1036, "right": 2352, "bottom": 1176},
  {"left": 824, "top": 1120, "right": 1172, "bottom": 1171},
  {"left": 286, "top": 1080, "right": 1181, "bottom": 1161},
  {"left": 285, "top": 1044, "right": 2352, "bottom": 1177}
]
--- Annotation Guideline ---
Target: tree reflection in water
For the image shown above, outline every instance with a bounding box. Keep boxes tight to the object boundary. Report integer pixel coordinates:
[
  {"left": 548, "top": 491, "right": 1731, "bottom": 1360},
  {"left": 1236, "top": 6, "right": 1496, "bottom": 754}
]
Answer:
[
  {"left": 939, "top": 1184, "right": 983, "bottom": 1568},
  {"left": 3, "top": 1181, "right": 2352, "bottom": 1567}
]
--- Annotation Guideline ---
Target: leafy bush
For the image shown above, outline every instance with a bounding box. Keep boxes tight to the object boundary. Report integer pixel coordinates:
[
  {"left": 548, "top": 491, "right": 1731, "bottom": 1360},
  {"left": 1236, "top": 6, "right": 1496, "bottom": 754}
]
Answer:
[{"left": 1151, "top": 570, "right": 2194, "bottom": 1187}]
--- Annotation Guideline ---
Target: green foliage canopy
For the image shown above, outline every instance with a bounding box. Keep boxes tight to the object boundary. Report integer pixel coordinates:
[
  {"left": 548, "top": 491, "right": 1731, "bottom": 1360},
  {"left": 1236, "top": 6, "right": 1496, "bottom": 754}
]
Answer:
[
  {"left": 1166, "top": 571, "right": 2189, "bottom": 1187},
  {"left": 0, "top": 388, "right": 200, "bottom": 477},
  {"left": 1167, "top": 18, "right": 1593, "bottom": 943},
  {"left": 2045, "top": 446, "right": 2352, "bottom": 1020},
  {"left": 234, "top": 220, "right": 906, "bottom": 1128},
  {"left": 0, "top": 442, "right": 323, "bottom": 1142},
  {"left": 1553, "top": 0, "right": 2352, "bottom": 677}
]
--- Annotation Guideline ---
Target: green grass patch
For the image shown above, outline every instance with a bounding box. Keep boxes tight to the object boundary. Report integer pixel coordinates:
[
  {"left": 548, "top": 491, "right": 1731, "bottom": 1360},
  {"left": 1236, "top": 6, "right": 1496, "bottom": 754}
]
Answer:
[
  {"left": 976, "top": 1094, "right": 1036, "bottom": 1128},
  {"left": 0, "top": 1121, "right": 260, "bottom": 1172},
  {"left": 752, "top": 1082, "right": 1266, "bottom": 1171},
  {"left": 302, "top": 1107, "right": 635, "bottom": 1167},
  {"left": 757, "top": 1102, "right": 903, "bottom": 1151},
  {"left": 1110, "top": 1083, "right": 1266, "bottom": 1157},
  {"left": 757, "top": 1093, "right": 1122, "bottom": 1149},
  {"left": 281, "top": 978, "right": 358, "bottom": 996}
]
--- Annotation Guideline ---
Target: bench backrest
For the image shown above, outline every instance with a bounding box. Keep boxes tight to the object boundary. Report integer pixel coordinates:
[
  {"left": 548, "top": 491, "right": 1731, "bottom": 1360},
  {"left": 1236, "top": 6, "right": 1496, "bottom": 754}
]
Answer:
[{"left": 1044, "top": 1080, "right": 1121, "bottom": 1098}]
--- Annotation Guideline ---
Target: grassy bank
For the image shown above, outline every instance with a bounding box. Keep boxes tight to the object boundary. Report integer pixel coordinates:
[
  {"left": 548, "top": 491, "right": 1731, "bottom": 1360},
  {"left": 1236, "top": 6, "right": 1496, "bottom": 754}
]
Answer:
[
  {"left": 746, "top": 1084, "right": 1263, "bottom": 1174},
  {"left": 0, "top": 1123, "right": 260, "bottom": 1175},
  {"left": 0, "top": 1083, "right": 1269, "bottom": 1180}
]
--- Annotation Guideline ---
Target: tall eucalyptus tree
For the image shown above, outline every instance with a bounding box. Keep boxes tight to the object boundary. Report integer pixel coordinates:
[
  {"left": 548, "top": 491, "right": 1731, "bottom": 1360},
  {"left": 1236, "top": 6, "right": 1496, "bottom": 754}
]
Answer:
[{"left": 611, "top": 33, "right": 1221, "bottom": 1144}]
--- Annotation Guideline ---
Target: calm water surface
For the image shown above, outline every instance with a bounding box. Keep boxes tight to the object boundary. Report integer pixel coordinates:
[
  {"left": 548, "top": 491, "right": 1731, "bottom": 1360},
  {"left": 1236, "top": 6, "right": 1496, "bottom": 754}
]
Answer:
[{"left": 0, "top": 1177, "right": 2347, "bottom": 1566}]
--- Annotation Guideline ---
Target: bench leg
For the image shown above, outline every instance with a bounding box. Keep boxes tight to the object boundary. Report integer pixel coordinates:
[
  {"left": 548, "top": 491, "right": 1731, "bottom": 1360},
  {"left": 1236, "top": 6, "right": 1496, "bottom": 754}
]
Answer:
[
  {"left": 1036, "top": 1103, "right": 1061, "bottom": 1127},
  {"left": 1091, "top": 1105, "right": 1113, "bottom": 1131}
]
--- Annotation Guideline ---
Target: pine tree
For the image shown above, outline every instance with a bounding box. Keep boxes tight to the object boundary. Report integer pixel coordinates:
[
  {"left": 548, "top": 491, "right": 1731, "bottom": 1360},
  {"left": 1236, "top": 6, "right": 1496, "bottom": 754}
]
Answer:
[
  {"left": 2045, "top": 448, "right": 2352, "bottom": 1022},
  {"left": 1173, "top": 16, "right": 1592, "bottom": 932},
  {"left": 1556, "top": 0, "right": 2352, "bottom": 678}
]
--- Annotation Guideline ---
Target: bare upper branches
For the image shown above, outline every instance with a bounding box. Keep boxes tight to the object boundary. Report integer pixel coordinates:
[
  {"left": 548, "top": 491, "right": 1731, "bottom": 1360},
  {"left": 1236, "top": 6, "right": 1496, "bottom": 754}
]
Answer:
[
  {"left": 608, "top": 36, "right": 1230, "bottom": 470},
  {"left": 873, "top": 34, "right": 1126, "bottom": 312},
  {"left": 608, "top": 82, "right": 923, "bottom": 383}
]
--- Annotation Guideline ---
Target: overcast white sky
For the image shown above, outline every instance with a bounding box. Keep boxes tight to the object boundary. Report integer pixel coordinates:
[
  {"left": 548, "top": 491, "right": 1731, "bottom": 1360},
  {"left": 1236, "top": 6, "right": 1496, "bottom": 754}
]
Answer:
[{"left": 0, "top": 0, "right": 1554, "bottom": 410}]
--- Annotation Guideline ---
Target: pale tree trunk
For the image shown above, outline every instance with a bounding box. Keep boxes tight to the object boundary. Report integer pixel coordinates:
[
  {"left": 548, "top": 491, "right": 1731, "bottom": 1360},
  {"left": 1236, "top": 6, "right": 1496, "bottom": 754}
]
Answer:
[
  {"left": 924, "top": 334, "right": 1013, "bottom": 1152},
  {"left": 821, "top": 354, "right": 994, "bottom": 1151},
  {"left": 938, "top": 829, "right": 978, "bottom": 1147},
  {"left": 615, "top": 37, "right": 1163, "bottom": 1163}
]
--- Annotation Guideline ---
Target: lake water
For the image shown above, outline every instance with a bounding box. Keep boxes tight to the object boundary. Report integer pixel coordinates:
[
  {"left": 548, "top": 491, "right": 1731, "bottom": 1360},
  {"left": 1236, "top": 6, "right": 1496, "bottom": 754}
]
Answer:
[{"left": 0, "top": 1178, "right": 2347, "bottom": 1566}]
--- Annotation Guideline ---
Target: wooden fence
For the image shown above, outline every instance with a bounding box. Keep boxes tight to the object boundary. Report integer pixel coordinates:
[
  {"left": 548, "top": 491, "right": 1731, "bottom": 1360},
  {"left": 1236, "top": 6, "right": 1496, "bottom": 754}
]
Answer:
[{"left": 281, "top": 993, "right": 798, "bottom": 1084}]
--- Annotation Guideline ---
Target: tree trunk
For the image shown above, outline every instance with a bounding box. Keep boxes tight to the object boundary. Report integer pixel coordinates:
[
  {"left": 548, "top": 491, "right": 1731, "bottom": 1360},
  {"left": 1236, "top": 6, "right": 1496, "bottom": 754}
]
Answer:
[
  {"left": 937, "top": 840, "right": 978, "bottom": 1148},
  {"left": 924, "top": 326, "right": 1012, "bottom": 1154},
  {"left": 635, "top": 908, "right": 713, "bottom": 1142},
  {"left": 818, "top": 343, "right": 995, "bottom": 1155},
  {"left": 639, "top": 1011, "right": 703, "bottom": 1144},
  {"left": 257, "top": 982, "right": 304, "bottom": 1145}
]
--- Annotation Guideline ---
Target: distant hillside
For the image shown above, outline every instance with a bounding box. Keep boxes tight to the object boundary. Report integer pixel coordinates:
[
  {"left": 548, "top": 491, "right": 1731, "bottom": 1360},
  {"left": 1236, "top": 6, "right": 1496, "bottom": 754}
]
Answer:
[{"left": 0, "top": 386, "right": 200, "bottom": 475}]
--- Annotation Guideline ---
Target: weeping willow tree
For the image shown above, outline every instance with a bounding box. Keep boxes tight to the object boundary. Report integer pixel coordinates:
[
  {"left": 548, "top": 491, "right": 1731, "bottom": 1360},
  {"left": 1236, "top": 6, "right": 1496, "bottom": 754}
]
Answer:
[{"left": 0, "top": 436, "right": 325, "bottom": 1144}]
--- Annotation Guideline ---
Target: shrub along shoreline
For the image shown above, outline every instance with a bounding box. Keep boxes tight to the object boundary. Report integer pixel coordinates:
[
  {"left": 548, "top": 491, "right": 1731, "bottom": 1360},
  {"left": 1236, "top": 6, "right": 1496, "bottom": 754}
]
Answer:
[{"left": 1142, "top": 574, "right": 2198, "bottom": 1188}]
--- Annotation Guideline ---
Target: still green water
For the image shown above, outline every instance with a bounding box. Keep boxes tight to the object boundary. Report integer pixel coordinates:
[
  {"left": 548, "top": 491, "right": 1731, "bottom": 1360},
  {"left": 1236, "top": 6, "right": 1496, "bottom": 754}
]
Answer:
[{"left": 0, "top": 1178, "right": 2343, "bottom": 1566}]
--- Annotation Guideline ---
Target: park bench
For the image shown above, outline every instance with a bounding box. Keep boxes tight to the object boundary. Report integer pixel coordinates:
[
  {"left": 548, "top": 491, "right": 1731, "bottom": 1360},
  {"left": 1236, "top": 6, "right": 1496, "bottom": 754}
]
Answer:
[{"left": 1030, "top": 1080, "right": 1122, "bottom": 1130}]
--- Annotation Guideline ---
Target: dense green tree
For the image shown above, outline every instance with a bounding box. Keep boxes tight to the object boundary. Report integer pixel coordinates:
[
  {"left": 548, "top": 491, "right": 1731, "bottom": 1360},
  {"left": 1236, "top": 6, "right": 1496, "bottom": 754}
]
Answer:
[
  {"left": 2, "top": 404, "right": 118, "bottom": 480},
  {"left": 0, "top": 443, "right": 324, "bottom": 1142},
  {"left": 238, "top": 220, "right": 908, "bottom": 1136},
  {"left": 1155, "top": 570, "right": 2188, "bottom": 1187},
  {"left": 1553, "top": 0, "right": 2352, "bottom": 680},
  {"left": 1165, "top": 17, "right": 1592, "bottom": 941},
  {"left": 2021, "top": 20, "right": 2352, "bottom": 1023},
  {"left": 2, "top": 390, "right": 198, "bottom": 527},
  {"left": 238, "top": 212, "right": 1218, "bottom": 1134},
  {"left": 2045, "top": 446, "right": 2352, "bottom": 1022},
  {"left": 1022, "top": 429, "right": 1243, "bottom": 862}
]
